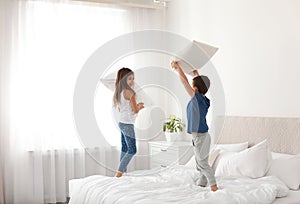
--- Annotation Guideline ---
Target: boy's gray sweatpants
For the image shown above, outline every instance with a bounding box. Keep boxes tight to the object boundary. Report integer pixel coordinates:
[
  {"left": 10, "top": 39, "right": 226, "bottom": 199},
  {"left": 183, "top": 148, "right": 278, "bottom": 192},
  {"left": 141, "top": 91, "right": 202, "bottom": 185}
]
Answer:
[{"left": 192, "top": 132, "right": 217, "bottom": 187}]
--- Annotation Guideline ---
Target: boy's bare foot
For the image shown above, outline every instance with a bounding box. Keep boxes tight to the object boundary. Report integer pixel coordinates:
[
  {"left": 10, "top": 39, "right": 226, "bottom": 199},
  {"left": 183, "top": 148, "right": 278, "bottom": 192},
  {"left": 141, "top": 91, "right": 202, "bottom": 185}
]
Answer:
[
  {"left": 115, "top": 171, "right": 123, "bottom": 178},
  {"left": 211, "top": 185, "right": 218, "bottom": 192}
]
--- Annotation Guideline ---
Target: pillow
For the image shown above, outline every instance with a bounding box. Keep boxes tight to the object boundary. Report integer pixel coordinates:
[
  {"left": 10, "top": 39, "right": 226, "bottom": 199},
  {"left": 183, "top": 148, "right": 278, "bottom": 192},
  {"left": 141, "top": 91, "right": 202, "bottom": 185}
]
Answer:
[
  {"left": 267, "top": 153, "right": 300, "bottom": 190},
  {"left": 215, "top": 139, "right": 270, "bottom": 178},
  {"left": 208, "top": 149, "right": 221, "bottom": 167},
  {"left": 212, "top": 151, "right": 236, "bottom": 171},
  {"left": 99, "top": 71, "right": 153, "bottom": 106},
  {"left": 185, "top": 149, "right": 221, "bottom": 168},
  {"left": 184, "top": 155, "right": 195, "bottom": 168},
  {"left": 271, "top": 151, "right": 298, "bottom": 159},
  {"left": 186, "top": 142, "right": 248, "bottom": 170},
  {"left": 213, "top": 141, "right": 249, "bottom": 152},
  {"left": 171, "top": 40, "right": 218, "bottom": 76},
  {"left": 99, "top": 72, "right": 116, "bottom": 91}
]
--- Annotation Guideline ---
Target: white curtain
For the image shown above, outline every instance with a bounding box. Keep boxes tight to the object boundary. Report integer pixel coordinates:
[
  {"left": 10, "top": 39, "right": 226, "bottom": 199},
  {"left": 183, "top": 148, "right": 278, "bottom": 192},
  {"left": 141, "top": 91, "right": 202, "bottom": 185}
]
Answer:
[{"left": 0, "top": 0, "right": 165, "bottom": 203}]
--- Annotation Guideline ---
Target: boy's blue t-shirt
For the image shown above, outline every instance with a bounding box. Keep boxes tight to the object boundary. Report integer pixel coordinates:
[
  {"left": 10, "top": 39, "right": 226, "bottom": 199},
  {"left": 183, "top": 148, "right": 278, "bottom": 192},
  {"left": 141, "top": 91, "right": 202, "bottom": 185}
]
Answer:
[{"left": 186, "top": 92, "right": 210, "bottom": 133}]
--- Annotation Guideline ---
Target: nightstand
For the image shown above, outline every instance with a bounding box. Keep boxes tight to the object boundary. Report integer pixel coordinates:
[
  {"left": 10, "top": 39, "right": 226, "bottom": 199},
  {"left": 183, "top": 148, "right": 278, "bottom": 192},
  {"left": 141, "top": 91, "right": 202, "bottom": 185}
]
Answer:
[{"left": 148, "top": 141, "right": 193, "bottom": 169}]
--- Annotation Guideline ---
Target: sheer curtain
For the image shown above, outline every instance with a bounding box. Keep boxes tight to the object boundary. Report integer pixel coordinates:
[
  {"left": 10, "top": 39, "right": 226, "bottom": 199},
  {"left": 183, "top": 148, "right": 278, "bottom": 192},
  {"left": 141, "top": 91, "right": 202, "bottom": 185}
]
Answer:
[{"left": 0, "top": 0, "right": 165, "bottom": 203}]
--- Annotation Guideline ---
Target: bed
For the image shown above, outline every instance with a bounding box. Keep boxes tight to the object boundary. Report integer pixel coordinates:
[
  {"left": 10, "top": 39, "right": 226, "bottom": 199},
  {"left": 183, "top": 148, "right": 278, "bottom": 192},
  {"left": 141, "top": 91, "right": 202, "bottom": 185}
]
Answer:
[{"left": 69, "top": 116, "right": 300, "bottom": 204}]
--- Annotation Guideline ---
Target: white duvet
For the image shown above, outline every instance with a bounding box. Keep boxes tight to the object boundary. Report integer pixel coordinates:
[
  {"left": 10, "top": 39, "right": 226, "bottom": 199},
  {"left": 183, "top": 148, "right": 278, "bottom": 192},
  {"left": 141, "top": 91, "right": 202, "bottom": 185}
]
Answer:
[{"left": 69, "top": 165, "right": 288, "bottom": 204}]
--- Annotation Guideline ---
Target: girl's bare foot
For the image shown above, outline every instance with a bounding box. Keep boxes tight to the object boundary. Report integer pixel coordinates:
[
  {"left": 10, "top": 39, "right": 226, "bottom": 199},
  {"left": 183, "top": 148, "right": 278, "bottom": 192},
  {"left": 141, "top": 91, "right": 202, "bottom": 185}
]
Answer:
[
  {"left": 211, "top": 185, "right": 218, "bottom": 192},
  {"left": 115, "top": 171, "right": 123, "bottom": 178}
]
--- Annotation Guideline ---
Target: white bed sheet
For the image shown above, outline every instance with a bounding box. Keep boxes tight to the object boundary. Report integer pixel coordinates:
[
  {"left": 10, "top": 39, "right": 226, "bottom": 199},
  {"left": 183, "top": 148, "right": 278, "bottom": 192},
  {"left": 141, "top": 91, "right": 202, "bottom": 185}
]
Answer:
[
  {"left": 69, "top": 165, "right": 289, "bottom": 204},
  {"left": 273, "top": 189, "right": 300, "bottom": 204}
]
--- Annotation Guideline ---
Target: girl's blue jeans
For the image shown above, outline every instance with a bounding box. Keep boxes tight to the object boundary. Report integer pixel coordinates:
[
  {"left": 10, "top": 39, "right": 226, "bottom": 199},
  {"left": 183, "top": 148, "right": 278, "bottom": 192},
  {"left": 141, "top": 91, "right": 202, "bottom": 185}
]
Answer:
[{"left": 118, "top": 122, "right": 137, "bottom": 172}]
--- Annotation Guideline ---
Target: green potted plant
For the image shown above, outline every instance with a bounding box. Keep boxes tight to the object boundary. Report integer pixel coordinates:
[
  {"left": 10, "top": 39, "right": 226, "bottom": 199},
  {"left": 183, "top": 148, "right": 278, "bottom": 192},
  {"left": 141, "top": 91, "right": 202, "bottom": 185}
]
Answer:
[{"left": 163, "top": 115, "right": 185, "bottom": 142}]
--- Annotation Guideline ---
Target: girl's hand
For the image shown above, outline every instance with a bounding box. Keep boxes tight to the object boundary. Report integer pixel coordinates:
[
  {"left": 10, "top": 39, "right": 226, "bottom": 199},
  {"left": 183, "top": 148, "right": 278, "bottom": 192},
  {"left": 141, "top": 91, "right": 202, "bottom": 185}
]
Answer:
[{"left": 137, "top": 102, "right": 144, "bottom": 110}]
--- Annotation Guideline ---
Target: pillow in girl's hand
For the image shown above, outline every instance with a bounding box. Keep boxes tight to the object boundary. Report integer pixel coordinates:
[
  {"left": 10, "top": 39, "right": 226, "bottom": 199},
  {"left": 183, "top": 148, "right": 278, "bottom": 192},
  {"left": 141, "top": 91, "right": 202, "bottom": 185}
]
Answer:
[
  {"left": 215, "top": 139, "right": 270, "bottom": 178},
  {"left": 100, "top": 72, "right": 115, "bottom": 92},
  {"left": 99, "top": 71, "right": 153, "bottom": 106},
  {"left": 171, "top": 40, "right": 218, "bottom": 76}
]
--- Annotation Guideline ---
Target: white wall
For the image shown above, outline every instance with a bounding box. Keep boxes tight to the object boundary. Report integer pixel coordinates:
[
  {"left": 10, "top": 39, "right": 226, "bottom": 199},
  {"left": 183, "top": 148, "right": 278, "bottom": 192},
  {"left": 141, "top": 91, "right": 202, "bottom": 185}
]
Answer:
[{"left": 166, "top": 0, "right": 300, "bottom": 117}]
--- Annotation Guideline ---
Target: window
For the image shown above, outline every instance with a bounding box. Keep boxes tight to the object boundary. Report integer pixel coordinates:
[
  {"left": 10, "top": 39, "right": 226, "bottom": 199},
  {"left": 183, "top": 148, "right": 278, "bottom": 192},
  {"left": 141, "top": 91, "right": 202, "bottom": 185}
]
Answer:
[{"left": 11, "top": 1, "right": 131, "bottom": 150}]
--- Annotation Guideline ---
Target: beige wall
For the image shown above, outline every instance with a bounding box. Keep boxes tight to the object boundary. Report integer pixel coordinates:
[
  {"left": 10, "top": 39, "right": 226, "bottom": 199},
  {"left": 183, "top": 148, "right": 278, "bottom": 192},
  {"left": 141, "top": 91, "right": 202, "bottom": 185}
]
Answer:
[{"left": 166, "top": 0, "right": 300, "bottom": 117}]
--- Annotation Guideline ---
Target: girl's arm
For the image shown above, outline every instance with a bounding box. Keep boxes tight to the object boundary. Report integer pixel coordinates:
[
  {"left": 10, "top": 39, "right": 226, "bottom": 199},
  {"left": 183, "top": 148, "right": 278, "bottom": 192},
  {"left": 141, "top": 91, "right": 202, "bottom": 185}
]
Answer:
[
  {"left": 124, "top": 89, "right": 144, "bottom": 113},
  {"left": 171, "top": 61, "right": 195, "bottom": 98}
]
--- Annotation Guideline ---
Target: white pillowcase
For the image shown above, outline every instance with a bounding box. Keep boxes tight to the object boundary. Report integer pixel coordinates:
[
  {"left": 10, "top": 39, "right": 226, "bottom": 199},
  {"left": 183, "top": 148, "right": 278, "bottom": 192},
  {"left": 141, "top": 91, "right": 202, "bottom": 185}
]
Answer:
[
  {"left": 184, "top": 155, "right": 196, "bottom": 169},
  {"left": 211, "top": 141, "right": 249, "bottom": 171},
  {"left": 267, "top": 152, "right": 300, "bottom": 190},
  {"left": 99, "top": 72, "right": 153, "bottom": 106},
  {"left": 271, "top": 151, "right": 297, "bottom": 159},
  {"left": 185, "top": 149, "right": 221, "bottom": 169},
  {"left": 185, "top": 141, "right": 248, "bottom": 169},
  {"left": 213, "top": 141, "right": 248, "bottom": 152},
  {"left": 212, "top": 151, "right": 235, "bottom": 171},
  {"left": 215, "top": 139, "right": 270, "bottom": 178},
  {"left": 171, "top": 40, "right": 218, "bottom": 76}
]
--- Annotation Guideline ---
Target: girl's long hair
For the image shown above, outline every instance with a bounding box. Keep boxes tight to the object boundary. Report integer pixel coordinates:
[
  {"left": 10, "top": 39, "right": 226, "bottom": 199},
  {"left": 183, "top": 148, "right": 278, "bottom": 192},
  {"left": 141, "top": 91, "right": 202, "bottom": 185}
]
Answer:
[{"left": 113, "top": 67, "right": 135, "bottom": 107}]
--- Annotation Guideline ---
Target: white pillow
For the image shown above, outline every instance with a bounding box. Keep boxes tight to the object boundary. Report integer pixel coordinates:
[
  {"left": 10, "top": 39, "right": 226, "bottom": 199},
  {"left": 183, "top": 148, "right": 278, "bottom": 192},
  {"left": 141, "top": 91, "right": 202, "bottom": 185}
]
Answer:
[
  {"left": 100, "top": 72, "right": 153, "bottom": 106},
  {"left": 211, "top": 141, "right": 249, "bottom": 170},
  {"left": 171, "top": 40, "right": 218, "bottom": 76},
  {"left": 184, "top": 155, "right": 195, "bottom": 168},
  {"left": 215, "top": 139, "right": 270, "bottom": 178},
  {"left": 267, "top": 153, "right": 300, "bottom": 190},
  {"left": 271, "top": 151, "right": 298, "bottom": 159},
  {"left": 213, "top": 141, "right": 248, "bottom": 152},
  {"left": 212, "top": 151, "right": 236, "bottom": 171},
  {"left": 184, "top": 141, "right": 248, "bottom": 169},
  {"left": 185, "top": 149, "right": 221, "bottom": 168},
  {"left": 99, "top": 72, "right": 116, "bottom": 91}
]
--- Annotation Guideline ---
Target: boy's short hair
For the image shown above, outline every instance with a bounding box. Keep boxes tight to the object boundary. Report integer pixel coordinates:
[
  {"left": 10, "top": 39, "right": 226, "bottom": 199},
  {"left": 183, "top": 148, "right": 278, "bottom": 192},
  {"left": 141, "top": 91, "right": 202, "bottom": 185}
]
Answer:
[{"left": 193, "top": 75, "right": 210, "bottom": 95}]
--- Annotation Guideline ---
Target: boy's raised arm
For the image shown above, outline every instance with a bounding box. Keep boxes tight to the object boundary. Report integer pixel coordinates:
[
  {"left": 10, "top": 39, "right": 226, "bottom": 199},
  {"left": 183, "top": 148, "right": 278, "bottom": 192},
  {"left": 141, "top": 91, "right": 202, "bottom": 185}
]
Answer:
[
  {"left": 171, "top": 61, "right": 195, "bottom": 98},
  {"left": 193, "top": 70, "right": 199, "bottom": 77}
]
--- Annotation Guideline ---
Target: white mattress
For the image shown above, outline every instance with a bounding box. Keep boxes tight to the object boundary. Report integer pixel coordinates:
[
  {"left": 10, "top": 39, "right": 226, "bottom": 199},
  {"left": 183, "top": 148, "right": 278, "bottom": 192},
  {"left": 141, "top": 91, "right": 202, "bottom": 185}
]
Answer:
[
  {"left": 69, "top": 165, "right": 289, "bottom": 204},
  {"left": 273, "top": 190, "right": 300, "bottom": 204}
]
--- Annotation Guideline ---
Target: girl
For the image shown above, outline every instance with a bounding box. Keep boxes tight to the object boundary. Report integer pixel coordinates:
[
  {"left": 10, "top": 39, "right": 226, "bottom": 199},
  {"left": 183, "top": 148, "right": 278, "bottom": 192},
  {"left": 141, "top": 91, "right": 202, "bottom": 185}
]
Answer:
[
  {"left": 171, "top": 61, "right": 218, "bottom": 192},
  {"left": 113, "top": 67, "right": 144, "bottom": 178}
]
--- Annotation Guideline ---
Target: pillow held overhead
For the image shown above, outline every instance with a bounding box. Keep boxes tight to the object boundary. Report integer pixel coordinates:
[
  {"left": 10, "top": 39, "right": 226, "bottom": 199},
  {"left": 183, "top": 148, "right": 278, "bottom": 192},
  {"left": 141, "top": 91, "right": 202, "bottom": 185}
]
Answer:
[{"left": 171, "top": 40, "right": 218, "bottom": 76}]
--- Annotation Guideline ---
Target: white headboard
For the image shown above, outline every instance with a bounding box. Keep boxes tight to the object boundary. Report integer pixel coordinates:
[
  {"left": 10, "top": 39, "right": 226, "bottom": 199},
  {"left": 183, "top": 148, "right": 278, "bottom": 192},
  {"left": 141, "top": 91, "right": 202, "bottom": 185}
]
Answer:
[{"left": 215, "top": 116, "right": 300, "bottom": 154}]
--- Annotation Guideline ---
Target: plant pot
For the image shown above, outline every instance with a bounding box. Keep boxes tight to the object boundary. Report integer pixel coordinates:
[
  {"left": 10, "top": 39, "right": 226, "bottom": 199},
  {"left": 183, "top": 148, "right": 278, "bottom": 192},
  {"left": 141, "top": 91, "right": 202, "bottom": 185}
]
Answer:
[{"left": 165, "top": 132, "right": 183, "bottom": 142}]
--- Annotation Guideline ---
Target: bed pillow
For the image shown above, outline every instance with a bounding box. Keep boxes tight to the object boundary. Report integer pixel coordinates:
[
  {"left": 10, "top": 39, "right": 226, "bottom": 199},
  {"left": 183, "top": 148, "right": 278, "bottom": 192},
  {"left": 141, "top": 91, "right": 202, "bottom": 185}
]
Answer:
[
  {"left": 185, "top": 142, "right": 248, "bottom": 170},
  {"left": 211, "top": 141, "right": 249, "bottom": 171},
  {"left": 208, "top": 149, "right": 221, "bottom": 167},
  {"left": 271, "top": 152, "right": 299, "bottom": 159},
  {"left": 215, "top": 139, "right": 269, "bottom": 178},
  {"left": 185, "top": 149, "right": 221, "bottom": 168},
  {"left": 214, "top": 141, "right": 249, "bottom": 152},
  {"left": 267, "top": 153, "right": 300, "bottom": 190},
  {"left": 184, "top": 155, "right": 195, "bottom": 168},
  {"left": 212, "top": 151, "right": 236, "bottom": 171}
]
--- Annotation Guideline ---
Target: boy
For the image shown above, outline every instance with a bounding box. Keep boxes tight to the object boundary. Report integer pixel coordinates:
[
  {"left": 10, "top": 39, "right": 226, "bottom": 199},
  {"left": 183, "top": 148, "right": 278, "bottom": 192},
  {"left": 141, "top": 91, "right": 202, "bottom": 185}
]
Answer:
[{"left": 171, "top": 61, "right": 218, "bottom": 192}]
